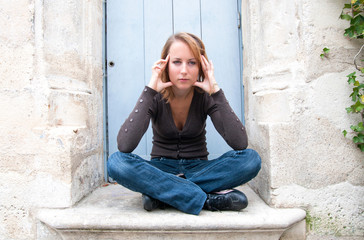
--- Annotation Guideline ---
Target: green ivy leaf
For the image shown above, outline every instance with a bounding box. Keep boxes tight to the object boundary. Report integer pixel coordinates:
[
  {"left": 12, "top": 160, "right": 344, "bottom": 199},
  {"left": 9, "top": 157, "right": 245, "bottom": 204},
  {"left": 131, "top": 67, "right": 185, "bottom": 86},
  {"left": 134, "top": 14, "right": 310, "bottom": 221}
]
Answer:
[
  {"left": 346, "top": 106, "right": 354, "bottom": 113},
  {"left": 352, "top": 15, "right": 364, "bottom": 35},
  {"left": 350, "top": 91, "right": 358, "bottom": 101},
  {"left": 353, "top": 135, "right": 364, "bottom": 143},
  {"left": 345, "top": 26, "right": 357, "bottom": 38},
  {"left": 353, "top": 100, "right": 364, "bottom": 112},
  {"left": 351, "top": 13, "right": 364, "bottom": 24},
  {"left": 341, "top": 1, "right": 364, "bottom": 152},
  {"left": 347, "top": 72, "right": 357, "bottom": 84},
  {"left": 357, "top": 122, "right": 364, "bottom": 131},
  {"left": 320, "top": 47, "right": 330, "bottom": 58},
  {"left": 355, "top": 22, "right": 364, "bottom": 34},
  {"left": 341, "top": 13, "right": 353, "bottom": 21},
  {"left": 350, "top": 122, "right": 364, "bottom": 131},
  {"left": 347, "top": 72, "right": 356, "bottom": 77},
  {"left": 343, "top": 130, "right": 348, "bottom": 137},
  {"left": 359, "top": 143, "right": 364, "bottom": 152}
]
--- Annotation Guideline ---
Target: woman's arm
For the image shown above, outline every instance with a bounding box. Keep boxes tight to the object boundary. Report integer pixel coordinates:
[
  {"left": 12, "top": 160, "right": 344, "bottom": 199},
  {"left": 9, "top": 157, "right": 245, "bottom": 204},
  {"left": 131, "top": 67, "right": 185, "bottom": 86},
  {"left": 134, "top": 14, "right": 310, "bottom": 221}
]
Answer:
[
  {"left": 194, "top": 55, "right": 247, "bottom": 149},
  {"left": 117, "top": 87, "right": 158, "bottom": 152},
  {"left": 208, "top": 90, "right": 248, "bottom": 150}
]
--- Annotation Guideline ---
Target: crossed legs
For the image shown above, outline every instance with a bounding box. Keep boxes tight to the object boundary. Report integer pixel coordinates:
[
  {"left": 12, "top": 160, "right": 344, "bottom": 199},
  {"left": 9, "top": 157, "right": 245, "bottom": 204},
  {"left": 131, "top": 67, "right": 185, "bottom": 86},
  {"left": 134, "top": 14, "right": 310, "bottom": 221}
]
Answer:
[{"left": 107, "top": 149, "right": 261, "bottom": 215}]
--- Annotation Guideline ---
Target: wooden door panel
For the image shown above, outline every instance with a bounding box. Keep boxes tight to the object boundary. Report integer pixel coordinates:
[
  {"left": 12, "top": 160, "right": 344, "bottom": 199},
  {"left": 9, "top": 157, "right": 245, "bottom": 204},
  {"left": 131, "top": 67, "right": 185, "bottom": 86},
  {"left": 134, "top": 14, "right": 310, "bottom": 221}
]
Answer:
[{"left": 107, "top": 0, "right": 147, "bottom": 156}]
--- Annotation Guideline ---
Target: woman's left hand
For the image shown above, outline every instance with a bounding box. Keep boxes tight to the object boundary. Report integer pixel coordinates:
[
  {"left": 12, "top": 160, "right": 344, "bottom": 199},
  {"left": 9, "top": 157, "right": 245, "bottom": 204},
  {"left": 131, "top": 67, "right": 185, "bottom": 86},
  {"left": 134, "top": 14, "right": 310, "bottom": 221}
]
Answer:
[{"left": 193, "top": 55, "right": 220, "bottom": 95}]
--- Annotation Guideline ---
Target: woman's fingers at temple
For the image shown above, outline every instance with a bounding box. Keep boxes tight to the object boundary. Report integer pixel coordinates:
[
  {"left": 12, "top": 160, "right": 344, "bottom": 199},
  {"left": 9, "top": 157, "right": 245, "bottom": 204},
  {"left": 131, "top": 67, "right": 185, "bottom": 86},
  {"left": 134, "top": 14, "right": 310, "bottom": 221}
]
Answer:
[
  {"left": 202, "top": 55, "right": 209, "bottom": 71},
  {"left": 160, "top": 55, "right": 169, "bottom": 71},
  {"left": 198, "top": 55, "right": 219, "bottom": 95},
  {"left": 200, "top": 55, "right": 207, "bottom": 71},
  {"left": 155, "top": 55, "right": 169, "bottom": 68},
  {"left": 149, "top": 55, "right": 171, "bottom": 92}
]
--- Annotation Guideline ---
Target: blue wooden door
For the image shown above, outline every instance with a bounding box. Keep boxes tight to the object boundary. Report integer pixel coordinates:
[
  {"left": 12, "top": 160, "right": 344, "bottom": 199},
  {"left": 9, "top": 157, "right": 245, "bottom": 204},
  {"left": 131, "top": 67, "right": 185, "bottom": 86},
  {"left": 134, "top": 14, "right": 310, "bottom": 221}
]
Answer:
[{"left": 107, "top": 0, "right": 243, "bottom": 159}]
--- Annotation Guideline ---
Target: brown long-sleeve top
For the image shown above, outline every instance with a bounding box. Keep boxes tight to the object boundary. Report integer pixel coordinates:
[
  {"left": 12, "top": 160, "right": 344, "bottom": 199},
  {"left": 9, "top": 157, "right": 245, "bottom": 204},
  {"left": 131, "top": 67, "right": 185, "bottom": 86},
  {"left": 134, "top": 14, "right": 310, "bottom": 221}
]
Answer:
[{"left": 117, "top": 86, "right": 248, "bottom": 160}]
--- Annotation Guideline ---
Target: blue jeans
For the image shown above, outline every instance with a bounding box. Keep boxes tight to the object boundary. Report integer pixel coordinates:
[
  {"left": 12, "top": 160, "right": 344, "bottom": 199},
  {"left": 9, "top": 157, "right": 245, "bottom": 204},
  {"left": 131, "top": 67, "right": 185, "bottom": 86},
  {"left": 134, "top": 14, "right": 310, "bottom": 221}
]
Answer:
[{"left": 107, "top": 149, "right": 261, "bottom": 215}]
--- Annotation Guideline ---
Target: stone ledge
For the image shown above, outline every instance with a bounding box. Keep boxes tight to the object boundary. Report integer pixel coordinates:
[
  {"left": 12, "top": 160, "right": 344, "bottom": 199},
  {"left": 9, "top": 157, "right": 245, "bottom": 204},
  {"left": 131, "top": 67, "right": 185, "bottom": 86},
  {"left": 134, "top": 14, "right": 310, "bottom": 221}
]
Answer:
[{"left": 35, "top": 185, "right": 306, "bottom": 239}]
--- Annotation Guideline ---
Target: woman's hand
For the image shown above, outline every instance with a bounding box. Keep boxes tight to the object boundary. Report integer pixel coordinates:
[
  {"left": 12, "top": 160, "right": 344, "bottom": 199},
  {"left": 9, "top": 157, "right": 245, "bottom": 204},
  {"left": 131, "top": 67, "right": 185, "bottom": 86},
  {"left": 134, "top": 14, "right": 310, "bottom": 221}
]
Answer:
[
  {"left": 148, "top": 55, "right": 173, "bottom": 92},
  {"left": 193, "top": 55, "right": 220, "bottom": 95}
]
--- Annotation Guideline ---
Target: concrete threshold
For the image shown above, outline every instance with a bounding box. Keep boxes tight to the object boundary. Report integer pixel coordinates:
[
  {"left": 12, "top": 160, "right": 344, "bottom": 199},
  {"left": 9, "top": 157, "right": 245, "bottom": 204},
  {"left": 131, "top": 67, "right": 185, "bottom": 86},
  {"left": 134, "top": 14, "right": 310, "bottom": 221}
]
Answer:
[{"left": 35, "top": 185, "right": 306, "bottom": 240}]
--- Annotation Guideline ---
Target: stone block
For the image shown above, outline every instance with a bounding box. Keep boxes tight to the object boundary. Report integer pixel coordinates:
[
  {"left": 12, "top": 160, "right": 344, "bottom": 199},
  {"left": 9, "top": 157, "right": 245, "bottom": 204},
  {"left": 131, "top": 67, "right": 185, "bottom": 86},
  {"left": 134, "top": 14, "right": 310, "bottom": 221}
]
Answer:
[
  {"left": 247, "top": 123, "right": 272, "bottom": 203},
  {"left": 310, "top": 70, "right": 362, "bottom": 131},
  {"left": 0, "top": 0, "right": 34, "bottom": 46},
  {"left": 0, "top": 89, "right": 35, "bottom": 128},
  {"left": 0, "top": 44, "right": 34, "bottom": 90},
  {"left": 254, "top": 91, "right": 291, "bottom": 123},
  {"left": 71, "top": 154, "right": 103, "bottom": 204},
  {"left": 47, "top": 90, "right": 88, "bottom": 127},
  {"left": 43, "top": 0, "right": 84, "bottom": 55},
  {"left": 35, "top": 185, "right": 306, "bottom": 240},
  {"left": 258, "top": 1, "right": 299, "bottom": 61},
  {"left": 36, "top": 220, "right": 62, "bottom": 240},
  {"left": 268, "top": 120, "right": 360, "bottom": 189},
  {"left": 281, "top": 220, "right": 307, "bottom": 240},
  {"left": 272, "top": 183, "right": 364, "bottom": 236},
  {"left": 30, "top": 172, "right": 72, "bottom": 208}
]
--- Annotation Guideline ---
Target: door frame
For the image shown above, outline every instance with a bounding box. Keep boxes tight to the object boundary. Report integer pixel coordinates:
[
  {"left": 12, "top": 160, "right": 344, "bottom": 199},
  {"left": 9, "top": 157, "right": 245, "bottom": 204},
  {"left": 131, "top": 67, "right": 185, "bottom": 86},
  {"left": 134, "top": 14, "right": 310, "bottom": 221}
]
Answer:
[{"left": 102, "top": 0, "right": 109, "bottom": 181}]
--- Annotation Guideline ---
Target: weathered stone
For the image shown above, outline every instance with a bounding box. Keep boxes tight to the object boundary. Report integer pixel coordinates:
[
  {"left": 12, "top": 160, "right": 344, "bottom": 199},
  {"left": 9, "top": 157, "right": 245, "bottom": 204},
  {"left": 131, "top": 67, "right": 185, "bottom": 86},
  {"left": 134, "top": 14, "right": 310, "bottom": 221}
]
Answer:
[
  {"left": 242, "top": 0, "right": 363, "bottom": 238},
  {"left": 0, "top": 0, "right": 103, "bottom": 239}
]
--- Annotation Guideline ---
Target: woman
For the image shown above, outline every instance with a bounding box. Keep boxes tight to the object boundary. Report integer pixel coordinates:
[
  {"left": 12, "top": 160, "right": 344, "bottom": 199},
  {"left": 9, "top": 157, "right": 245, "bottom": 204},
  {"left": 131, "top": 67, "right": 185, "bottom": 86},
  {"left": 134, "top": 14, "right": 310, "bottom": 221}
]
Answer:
[{"left": 107, "top": 32, "right": 261, "bottom": 215}]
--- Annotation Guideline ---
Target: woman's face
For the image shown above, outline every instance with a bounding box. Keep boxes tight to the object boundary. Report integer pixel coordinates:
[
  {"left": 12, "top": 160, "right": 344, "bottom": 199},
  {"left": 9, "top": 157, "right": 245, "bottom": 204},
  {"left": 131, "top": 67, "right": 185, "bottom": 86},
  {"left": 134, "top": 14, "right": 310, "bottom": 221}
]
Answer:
[{"left": 168, "top": 40, "right": 199, "bottom": 92}]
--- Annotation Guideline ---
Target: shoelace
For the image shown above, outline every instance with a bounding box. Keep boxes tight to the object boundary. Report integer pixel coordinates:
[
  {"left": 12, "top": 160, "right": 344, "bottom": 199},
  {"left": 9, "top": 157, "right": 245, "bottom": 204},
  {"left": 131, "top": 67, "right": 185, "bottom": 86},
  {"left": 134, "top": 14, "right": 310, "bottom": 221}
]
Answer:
[{"left": 206, "top": 194, "right": 230, "bottom": 211}]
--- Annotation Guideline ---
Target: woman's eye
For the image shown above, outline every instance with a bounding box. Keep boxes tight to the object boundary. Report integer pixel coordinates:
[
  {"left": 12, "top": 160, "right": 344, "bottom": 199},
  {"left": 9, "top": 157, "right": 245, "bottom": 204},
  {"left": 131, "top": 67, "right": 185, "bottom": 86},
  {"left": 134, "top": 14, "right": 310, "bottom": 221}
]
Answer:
[
  {"left": 173, "top": 61, "right": 181, "bottom": 64},
  {"left": 189, "top": 61, "right": 196, "bottom": 65}
]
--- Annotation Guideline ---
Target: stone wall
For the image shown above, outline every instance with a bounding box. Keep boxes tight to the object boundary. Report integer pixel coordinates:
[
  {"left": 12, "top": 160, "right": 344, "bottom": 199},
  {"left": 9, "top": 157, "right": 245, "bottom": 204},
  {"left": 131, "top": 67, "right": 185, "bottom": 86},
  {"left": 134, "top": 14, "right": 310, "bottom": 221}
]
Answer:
[
  {"left": 242, "top": 0, "right": 363, "bottom": 238},
  {"left": 0, "top": 0, "right": 104, "bottom": 239}
]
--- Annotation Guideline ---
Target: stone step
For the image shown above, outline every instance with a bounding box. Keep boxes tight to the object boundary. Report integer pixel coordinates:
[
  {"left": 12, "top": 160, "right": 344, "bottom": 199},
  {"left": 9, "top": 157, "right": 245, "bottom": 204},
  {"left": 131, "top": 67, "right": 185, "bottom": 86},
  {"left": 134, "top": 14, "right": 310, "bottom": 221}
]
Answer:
[{"left": 35, "top": 184, "right": 306, "bottom": 240}]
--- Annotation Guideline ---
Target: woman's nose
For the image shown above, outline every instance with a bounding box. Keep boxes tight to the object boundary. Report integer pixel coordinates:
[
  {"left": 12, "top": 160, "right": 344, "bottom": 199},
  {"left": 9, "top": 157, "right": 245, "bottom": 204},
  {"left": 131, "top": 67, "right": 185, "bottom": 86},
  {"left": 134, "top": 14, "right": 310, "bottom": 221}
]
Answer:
[{"left": 181, "top": 63, "right": 187, "bottom": 73}]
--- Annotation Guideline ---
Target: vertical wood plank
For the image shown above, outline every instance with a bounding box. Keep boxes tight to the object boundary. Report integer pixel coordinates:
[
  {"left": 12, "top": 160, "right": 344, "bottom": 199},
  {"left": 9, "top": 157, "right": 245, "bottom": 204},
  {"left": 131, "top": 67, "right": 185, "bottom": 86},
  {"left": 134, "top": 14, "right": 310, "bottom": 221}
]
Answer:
[
  {"left": 173, "top": 0, "right": 201, "bottom": 36},
  {"left": 107, "top": 0, "right": 146, "bottom": 156}
]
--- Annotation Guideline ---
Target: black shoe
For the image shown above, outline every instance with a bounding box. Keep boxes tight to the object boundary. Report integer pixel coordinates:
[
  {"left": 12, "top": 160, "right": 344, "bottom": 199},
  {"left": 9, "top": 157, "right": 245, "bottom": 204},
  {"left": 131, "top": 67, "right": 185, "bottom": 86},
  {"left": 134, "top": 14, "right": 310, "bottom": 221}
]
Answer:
[
  {"left": 142, "top": 194, "right": 166, "bottom": 211},
  {"left": 204, "top": 189, "right": 248, "bottom": 211}
]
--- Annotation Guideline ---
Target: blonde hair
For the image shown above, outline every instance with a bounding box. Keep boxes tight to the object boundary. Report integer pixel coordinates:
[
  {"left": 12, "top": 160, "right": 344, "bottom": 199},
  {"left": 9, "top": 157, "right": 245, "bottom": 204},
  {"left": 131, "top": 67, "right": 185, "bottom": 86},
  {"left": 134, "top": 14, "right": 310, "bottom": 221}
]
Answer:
[{"left": 160, "top": 32, "right": 208, "bottom": 101}]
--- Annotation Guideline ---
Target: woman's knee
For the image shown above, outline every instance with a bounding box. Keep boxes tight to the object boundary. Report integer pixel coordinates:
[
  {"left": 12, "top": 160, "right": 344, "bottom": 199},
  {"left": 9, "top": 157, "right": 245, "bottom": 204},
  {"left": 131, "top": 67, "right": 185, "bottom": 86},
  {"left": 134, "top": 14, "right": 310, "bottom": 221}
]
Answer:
[
  {"left": 244, "top": 149, "right": 261, "bottom": 176},
  {"left": 235, "top": 149, "right": 261, "bottom": 177},
  {"left": 107, "top": 152, "right": 134, "bottom": 179}
]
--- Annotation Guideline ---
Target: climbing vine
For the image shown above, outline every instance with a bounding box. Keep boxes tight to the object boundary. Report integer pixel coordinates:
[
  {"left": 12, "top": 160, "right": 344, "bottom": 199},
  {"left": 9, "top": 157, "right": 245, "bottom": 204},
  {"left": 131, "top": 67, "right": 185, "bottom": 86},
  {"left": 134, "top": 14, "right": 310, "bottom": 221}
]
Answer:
[{"left": 339, "top": 0, "right": 364, "bottom": 152}]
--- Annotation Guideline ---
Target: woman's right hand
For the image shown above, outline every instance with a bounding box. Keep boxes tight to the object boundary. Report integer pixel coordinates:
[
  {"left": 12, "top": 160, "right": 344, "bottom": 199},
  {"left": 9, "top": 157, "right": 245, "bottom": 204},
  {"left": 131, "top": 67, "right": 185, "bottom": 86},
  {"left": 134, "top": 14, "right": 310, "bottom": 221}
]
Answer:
[{"left": 148, "top": 55, "right": 173, "bottom": 92}]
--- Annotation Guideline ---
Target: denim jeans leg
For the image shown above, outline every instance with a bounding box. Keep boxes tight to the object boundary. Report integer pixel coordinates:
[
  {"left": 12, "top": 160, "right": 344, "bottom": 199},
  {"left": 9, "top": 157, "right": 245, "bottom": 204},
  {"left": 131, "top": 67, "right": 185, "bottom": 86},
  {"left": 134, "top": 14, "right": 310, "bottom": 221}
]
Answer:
[
  {"left": 107, "top": 152, "right": 207, "bottom": 215},
  {"left": 185, "top": 149, "right": 261, "bottom": 193}
]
